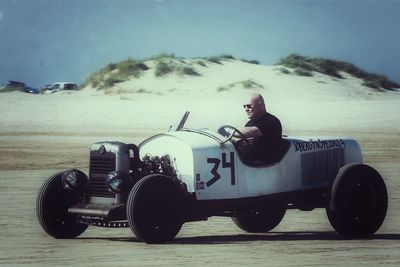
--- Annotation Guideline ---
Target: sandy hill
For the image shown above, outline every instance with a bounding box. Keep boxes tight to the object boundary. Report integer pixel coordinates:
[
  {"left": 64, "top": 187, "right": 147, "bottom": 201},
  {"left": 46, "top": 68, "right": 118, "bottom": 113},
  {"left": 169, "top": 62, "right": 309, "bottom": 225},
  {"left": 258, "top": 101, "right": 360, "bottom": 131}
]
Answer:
[
  {"left": 1, "top": 55, "right": 399, "bottom": 137},
  {"left": 81, "top": 55, "right": 399, "bottom": 97}
]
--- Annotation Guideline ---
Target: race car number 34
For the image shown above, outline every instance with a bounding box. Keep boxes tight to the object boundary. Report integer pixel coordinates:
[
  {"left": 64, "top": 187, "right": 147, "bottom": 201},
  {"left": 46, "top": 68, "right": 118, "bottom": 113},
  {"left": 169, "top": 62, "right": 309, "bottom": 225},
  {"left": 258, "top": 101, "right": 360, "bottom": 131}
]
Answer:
[{"left": 206, "top": 152, "right": 235, "bottom": 187}]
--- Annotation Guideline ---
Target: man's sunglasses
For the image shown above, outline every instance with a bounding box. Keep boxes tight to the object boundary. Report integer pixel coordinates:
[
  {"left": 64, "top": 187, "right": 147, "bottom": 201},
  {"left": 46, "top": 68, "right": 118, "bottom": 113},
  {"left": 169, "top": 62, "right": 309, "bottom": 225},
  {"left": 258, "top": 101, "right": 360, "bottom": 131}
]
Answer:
[{"left": 243, "top": 104, "right": 254, "bottom": 109}]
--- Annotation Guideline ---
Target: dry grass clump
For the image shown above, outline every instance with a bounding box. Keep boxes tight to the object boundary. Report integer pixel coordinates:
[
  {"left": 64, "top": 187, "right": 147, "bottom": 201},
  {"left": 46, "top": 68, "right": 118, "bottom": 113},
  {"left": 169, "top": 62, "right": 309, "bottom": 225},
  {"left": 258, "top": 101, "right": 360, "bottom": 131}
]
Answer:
[
  {"left": 82, "top": 58, "right": 149, "bottom": 89},
  {"left": 0, "top": 84, "right": 24, "bottom": 93},
  {"left": 217, "top": 79, "right": 264, "bottom": 92},
  {"left": 278, "top": 54, "right": 400, "bottom": 90},
  {"left": 154, "top": 55, "right": 200, "bottom": 77}
]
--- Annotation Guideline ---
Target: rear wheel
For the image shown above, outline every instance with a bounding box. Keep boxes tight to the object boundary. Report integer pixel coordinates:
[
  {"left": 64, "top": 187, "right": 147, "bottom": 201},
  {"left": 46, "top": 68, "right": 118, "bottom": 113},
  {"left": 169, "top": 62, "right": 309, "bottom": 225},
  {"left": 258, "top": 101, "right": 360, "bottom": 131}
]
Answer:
[
  {"left": 36, "top": 172, "right": 88, "bottom": 238},
  {"left": 126, "top": 175, "right": 184, "bottom": 243},
  {"left": 326, "top": 164, "right": 388, "bottom": 238},
  {"left": 232, "top": 205, "right": 286, "bottom": 233}
]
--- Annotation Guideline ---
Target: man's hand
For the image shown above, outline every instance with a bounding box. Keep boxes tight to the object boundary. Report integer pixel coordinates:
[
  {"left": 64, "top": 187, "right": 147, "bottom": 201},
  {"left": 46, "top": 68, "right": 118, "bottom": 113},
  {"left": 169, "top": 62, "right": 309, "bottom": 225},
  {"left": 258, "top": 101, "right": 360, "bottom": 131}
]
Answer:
[
  {"left": 247, "top": 137, "right": 255, "bottom": 146},
  {"left": 217, "top": 127, "right": 230, "bottom": 137},
  {"left": 236, "top": 137, "right": 255, "bottom": 155}
]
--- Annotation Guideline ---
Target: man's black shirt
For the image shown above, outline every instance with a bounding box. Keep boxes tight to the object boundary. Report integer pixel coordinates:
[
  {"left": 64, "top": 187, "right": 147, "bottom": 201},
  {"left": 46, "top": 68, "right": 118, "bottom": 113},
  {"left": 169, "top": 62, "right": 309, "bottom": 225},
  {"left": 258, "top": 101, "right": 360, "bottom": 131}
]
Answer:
[{"left": 245, "top": 112, "right": 282, "bottom": 160}]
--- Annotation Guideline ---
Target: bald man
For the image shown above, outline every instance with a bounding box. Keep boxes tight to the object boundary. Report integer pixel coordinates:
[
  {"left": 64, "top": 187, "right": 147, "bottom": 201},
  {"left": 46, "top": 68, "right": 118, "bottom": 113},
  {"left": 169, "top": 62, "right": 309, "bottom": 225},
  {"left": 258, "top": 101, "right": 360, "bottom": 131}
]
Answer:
[{"left": 240, "top": 94, "right": 282, "bottom": 161}]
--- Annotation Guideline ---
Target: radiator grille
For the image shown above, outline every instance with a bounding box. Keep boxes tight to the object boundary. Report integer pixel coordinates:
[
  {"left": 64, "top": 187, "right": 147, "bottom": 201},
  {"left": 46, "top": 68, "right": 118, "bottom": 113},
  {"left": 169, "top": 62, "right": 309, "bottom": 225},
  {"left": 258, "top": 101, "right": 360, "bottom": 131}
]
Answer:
[
  {"left": 301, "top": 148, "right": 344, "bottom": 186},
  {"left": 88, "top": 152, "right": 116, "bottom": 197}
]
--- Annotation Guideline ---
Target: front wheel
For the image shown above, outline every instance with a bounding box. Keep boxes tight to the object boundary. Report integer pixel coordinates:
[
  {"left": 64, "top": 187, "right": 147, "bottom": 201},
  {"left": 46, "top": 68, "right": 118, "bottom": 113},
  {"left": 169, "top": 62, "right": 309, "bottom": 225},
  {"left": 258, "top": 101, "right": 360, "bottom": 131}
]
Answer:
[
  {"left": 126, "top": 175, "right": 184, "bottom": 244},
  {"left": 326, "top": 164, "right": 388, "bottom": 238},
  {"left": 232, "top": 205, "right": 286, "bottom": 233},
  {"left": 36, "top": 172, "right": 88, "bottom": 238}
]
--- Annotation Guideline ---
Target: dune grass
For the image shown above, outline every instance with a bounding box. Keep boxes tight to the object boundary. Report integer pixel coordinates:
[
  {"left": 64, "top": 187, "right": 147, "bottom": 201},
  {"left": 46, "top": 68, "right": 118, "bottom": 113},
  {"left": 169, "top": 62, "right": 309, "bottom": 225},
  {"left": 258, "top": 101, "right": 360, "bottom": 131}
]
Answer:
[
  {"left": 0, "top": 83, "right": 28, "bottom": 93},
  {"left": 204, "top": 54, "right": 259, "bottom": 65},
  {"left": 0, "top": 85, "right": 23, "bottom": 93},
  {"left": 81, "top": 53, "right": 398, "bottom": 91},
  {"left": 240, "top": 79, "right": 264, "bottom": 89},
  {"left": 206, "top": 55, "right": 235, "bottom": 64},
  {"left": 278, "top": 54, "right": 400, "bottom": 90},
  {"left": 217, "top": 79, "right": 264, "bottom": 92},
  {"left": 83, "top": 54, "right": 202, "bottom": 85},
  {"left": 81, "top": 58, "right": 149, "bottom": 89},
  {"left": 240, "top": 59, "right": 260, "bottom": 65},
  {"left": 154, "top": 59, "right": 200, "bottom": 77},
  {"left": 81, "top": 53, "right": 265, "bottom": 89},
  {"left": 154, "top": 61, "right": 175, "bottom": 77}
]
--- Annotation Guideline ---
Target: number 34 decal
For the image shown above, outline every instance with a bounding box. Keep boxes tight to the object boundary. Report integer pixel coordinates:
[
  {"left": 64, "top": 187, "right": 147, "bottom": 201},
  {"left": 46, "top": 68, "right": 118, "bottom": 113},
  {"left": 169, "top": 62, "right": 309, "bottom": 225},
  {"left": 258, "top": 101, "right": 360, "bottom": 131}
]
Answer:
[{"left": 206, "top": 152, "right": 235, "bottom": 187}]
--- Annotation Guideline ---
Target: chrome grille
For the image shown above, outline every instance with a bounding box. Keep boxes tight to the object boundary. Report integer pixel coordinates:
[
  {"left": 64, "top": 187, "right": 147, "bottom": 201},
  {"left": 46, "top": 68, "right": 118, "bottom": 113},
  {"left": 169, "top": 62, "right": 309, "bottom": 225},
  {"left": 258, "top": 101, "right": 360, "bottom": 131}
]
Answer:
[
  {"left": 301, "top": 148, "right": 344, "bottom": 186},
  {"left": 89, "top": 152, "right": 116, "bottom": 197}
]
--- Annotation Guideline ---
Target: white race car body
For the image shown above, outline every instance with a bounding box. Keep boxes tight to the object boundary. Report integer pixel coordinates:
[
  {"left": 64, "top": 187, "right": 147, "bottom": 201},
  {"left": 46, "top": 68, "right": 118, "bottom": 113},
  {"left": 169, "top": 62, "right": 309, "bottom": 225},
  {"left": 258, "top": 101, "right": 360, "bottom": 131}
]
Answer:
[
  {"left": 37, "top": 112, "right": 387, "bottom": 243},
  {"left": 139, "top": 129, "right": 363, "bottom": 201}
]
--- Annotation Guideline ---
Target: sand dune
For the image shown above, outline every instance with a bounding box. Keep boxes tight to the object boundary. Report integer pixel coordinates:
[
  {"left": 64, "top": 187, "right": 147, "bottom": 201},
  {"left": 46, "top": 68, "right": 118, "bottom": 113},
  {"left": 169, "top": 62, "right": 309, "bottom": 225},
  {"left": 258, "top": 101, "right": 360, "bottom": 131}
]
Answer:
[
  {"left": 1, "top": 58, "right": 400, "bottom": 266},
  {"left": 1, "top": 59, "right": 399, "bottom": 135}
]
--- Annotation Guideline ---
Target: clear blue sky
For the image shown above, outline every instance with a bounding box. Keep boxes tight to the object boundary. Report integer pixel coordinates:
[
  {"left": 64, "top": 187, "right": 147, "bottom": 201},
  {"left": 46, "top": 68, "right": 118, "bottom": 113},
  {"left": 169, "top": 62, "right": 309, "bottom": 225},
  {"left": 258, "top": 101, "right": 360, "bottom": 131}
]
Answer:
[{"left": 1, "top": 0, "right": 399, "bottom": 88}]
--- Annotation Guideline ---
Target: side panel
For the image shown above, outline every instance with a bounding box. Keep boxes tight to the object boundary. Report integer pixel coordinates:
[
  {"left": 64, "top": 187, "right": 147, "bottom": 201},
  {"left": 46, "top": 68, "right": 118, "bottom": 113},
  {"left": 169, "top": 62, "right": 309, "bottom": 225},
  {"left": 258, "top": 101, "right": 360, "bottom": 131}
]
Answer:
[
  {"left": 237, "top": 137, "right": 363, "bottom": 198},
  {"left": 193, "top": 144, "right": 239, "bottom": 200},
  {"left": 284, "top": 137, "right": 363, "bottom": 192},
  {"left": 236, "top": 161, "right": 286, "bottom": 198},
  {"left": 138, "top": 133, "right": 363, "bottom": 201}
]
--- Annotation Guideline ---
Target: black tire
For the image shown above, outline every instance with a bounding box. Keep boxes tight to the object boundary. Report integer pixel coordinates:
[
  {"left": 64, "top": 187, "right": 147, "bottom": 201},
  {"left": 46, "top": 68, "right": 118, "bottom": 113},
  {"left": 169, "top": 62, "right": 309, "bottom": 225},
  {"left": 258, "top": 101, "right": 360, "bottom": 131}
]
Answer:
[
  {"left": 232, "top": 205, "right": 286, "bottom": 233},
  {"left": 326, "top": 164, "right": 388, "bottom": 238},
  {"left": 126, "top": 175, "right": 184, "bottom": 244},
  {"left": 37, "top": 172, "right": 88, "bottom": 238}
]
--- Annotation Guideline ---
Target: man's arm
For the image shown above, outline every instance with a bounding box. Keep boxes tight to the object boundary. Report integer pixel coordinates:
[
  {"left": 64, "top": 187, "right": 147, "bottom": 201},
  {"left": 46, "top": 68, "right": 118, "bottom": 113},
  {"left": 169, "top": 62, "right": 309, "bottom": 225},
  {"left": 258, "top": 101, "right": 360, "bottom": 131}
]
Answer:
[{"left": 237, "top": 126, "right": 263, "bottom": 138}]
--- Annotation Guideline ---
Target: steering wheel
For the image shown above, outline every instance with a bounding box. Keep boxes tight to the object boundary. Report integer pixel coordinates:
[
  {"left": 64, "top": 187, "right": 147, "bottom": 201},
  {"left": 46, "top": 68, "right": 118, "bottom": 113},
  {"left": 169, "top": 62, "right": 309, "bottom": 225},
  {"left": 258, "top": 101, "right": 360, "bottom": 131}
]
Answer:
[{"left": 217, "top": 125, "right": 252, "bottom": 154}]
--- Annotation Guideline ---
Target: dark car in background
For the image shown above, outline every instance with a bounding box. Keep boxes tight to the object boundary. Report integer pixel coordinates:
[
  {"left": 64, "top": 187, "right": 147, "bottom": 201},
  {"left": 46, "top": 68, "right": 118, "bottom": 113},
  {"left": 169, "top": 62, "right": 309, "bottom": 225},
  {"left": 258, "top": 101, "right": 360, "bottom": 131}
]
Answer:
[{"left": 24, "top": 86, "right": 40, "bottom": 94}]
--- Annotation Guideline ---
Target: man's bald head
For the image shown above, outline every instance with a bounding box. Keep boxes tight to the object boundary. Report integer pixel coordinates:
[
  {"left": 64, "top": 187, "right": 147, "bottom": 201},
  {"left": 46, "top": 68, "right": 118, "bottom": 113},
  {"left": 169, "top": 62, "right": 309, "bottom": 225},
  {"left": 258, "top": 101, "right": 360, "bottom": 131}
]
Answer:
[
  {"left": 244, "top": 93, "right": 266, "bottom": 120},
  {"left": 250, "top": 93, "right": 264, "bottom": 105}
]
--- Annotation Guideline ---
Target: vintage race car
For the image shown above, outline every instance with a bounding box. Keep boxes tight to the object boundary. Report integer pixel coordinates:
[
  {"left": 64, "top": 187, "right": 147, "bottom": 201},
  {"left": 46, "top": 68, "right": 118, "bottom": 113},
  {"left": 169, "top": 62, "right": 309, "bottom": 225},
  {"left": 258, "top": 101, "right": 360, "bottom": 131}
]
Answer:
[{"left": 37, "top": 112, "right": 388, "bottom": 243}]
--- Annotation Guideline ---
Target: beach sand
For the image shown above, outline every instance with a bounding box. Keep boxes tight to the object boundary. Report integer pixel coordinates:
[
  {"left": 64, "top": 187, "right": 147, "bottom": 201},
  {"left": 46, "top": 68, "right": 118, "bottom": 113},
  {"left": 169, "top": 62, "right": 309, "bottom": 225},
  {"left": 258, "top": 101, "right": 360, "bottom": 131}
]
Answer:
[{"left": 1, "top": 60, "right": 399, "bottom": 266}]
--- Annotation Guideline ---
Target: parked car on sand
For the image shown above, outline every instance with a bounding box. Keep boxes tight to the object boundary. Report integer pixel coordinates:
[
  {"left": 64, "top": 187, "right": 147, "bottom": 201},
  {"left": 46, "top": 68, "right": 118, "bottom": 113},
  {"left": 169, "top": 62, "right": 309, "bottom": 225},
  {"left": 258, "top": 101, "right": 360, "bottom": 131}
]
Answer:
[
  {"left": 44, "top": 82, "right": 78, "bottom": 93},
  {"left": 24, "top": 86, "right": 40, "bottom": 94}
]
